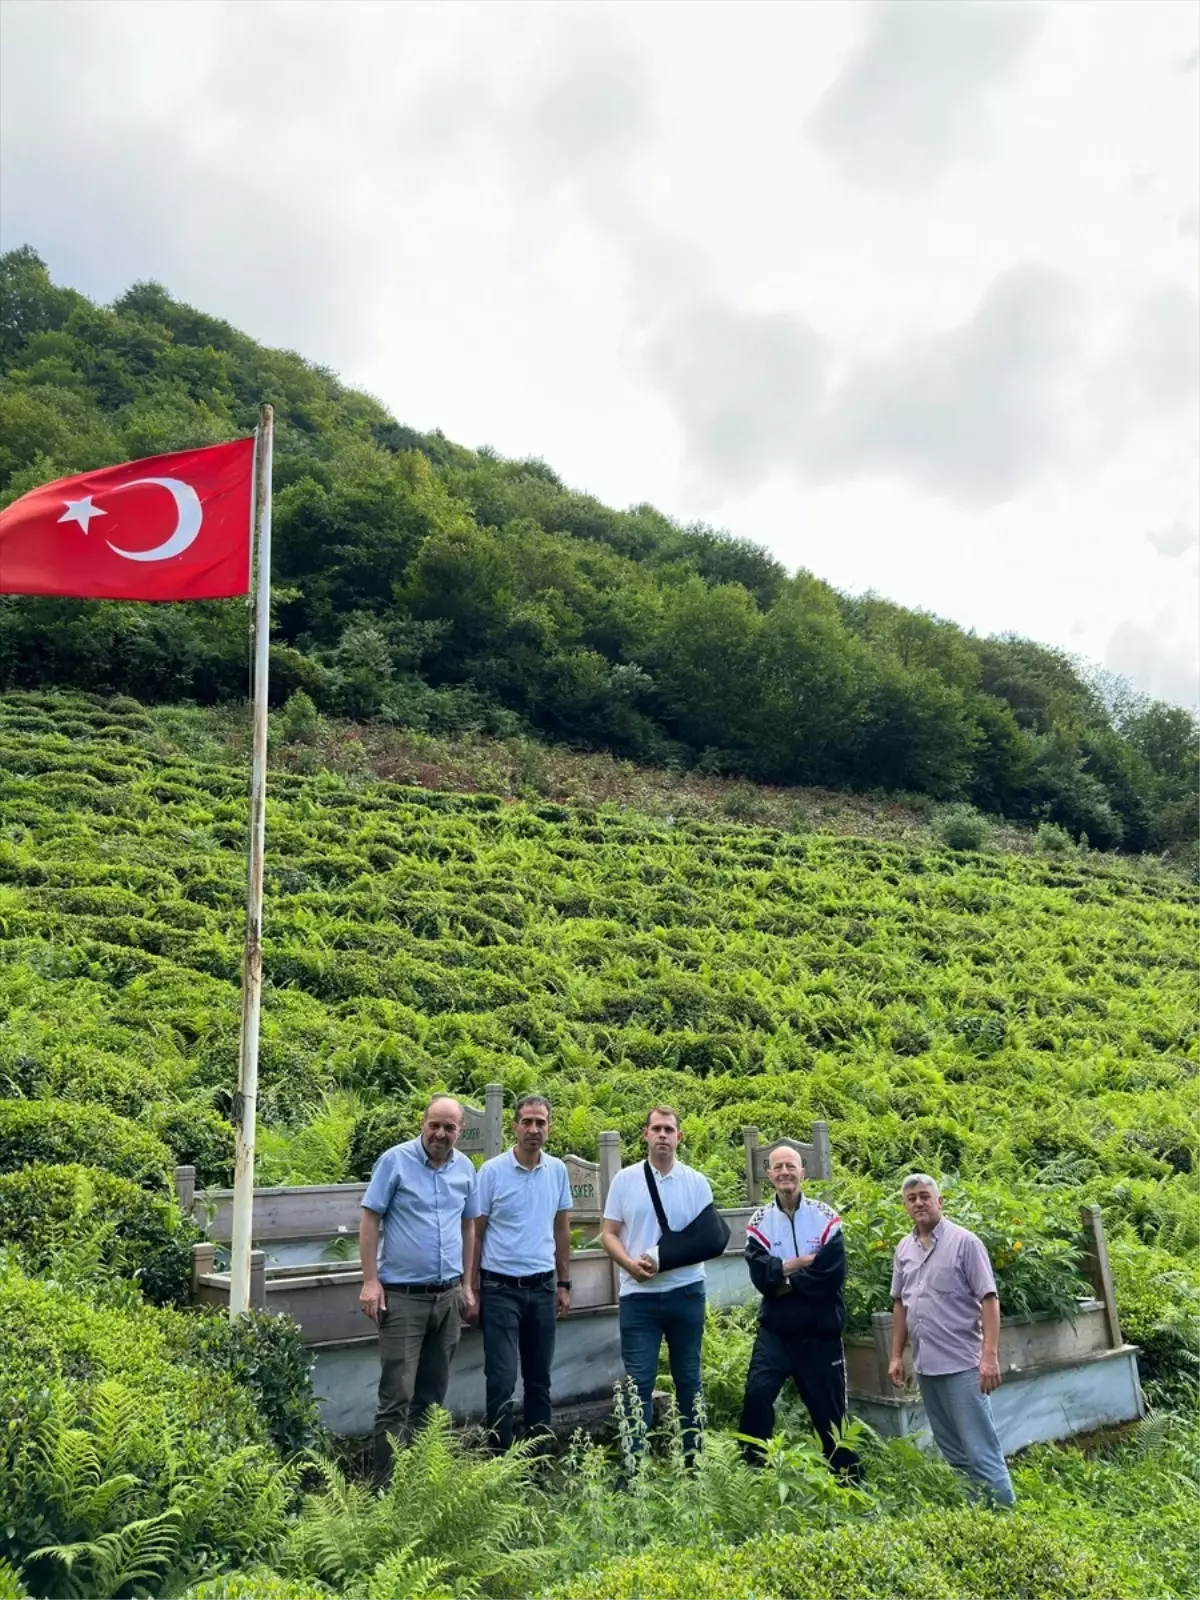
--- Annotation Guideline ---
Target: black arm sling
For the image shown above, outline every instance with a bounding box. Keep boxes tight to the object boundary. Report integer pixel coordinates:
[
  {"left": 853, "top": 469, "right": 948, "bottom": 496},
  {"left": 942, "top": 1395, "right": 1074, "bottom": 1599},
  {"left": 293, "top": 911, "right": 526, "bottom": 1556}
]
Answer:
[{"left": 642, "top": 1161, "right": 731, "bottom": 1271}]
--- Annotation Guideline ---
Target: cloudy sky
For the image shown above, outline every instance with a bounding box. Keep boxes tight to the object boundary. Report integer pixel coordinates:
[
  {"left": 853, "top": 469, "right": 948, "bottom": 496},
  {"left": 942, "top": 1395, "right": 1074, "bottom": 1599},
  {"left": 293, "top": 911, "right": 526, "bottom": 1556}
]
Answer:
[{"left": 2, "top": 0, "right": 1197, "bottom": 707}]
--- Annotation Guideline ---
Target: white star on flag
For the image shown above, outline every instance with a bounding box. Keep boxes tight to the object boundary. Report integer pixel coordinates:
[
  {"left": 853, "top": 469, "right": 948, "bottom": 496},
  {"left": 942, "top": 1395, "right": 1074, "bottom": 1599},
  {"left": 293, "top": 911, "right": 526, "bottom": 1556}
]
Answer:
[{"left": 58, "top": 496, "right": 106, "bottom": 534}]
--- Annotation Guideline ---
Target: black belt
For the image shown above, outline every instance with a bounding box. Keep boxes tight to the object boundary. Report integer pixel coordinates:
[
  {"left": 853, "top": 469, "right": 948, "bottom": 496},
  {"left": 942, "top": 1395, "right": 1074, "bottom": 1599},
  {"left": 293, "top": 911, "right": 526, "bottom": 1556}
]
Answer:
[
  {"left": 382, "top": 1276, "right": 461, "bottom": 1294},
  {"left": 482, "top": 1269, "right": 555, "bottom": 1289}
]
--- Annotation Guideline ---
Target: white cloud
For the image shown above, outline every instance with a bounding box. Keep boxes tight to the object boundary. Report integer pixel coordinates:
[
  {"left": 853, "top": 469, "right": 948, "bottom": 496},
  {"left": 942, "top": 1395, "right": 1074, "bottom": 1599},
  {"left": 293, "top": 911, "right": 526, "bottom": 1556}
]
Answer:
[
  {"left": 402, "top": 18, "right": 1200, "bottom": 512},
  {"left": 1105, "top": 617, "right": 1199, "bottom": 710},
  {"left": 806, "top": 0, "right": 1043, "bottom": 191},
  {"left": 1, "top": 0, "right": 1198, "bottom": 708},
  {"left": 645, "top": 302, "right": 827, "bottom": 490},
  {"left": 1147, "top": 521, "right": 1200, "bottom": 558},
  {"left": 640, "top": 264, "right": 1198, "bottom": 509},
  {"left": 809, "top": 264, "right": 1083, "bottom": 505}
]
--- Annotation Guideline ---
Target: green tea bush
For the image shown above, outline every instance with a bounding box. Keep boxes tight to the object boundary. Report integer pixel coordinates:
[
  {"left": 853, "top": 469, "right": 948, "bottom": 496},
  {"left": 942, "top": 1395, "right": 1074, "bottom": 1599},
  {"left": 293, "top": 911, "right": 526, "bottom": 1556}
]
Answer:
[
  {"left": 346, "top": 1100, "right": 421, "bottom": 1182},
  {"left": 0, "top": 1264, "right": 266, "bottom": 1460},
  {"left": 934, "top": 803, "right": 989, "bottom": 851},
  {"left": 147, "top": 1098, "right": 236, "bottom": 1187},
  {"left": 0, "top": 1260, "right": 280, "bottom": 1584},
  {"left": 171, "top": 1309, "right": 323, "bottom": 1456},
  {"left": 547, "top": 1510, "right": 1151, "bottom": 1600},
  {"left": 0, "top": 1162, "right": 198, "bottom": 1304},
  {"left": 1, "top": 681, "right": 1197, "bottom": 1600},
  {"left": 0, "top": 1099, "right": 170, "bottom": 1185},
  {"left": 1035, "top": 820, "right": 1075, "bottom": 853},
  {"left": 1011, "top": 1417, "right": 1200, "bottom": 1600},
  {"left": 185, "top": 1574, "right": 334, "bottom": 1600}
]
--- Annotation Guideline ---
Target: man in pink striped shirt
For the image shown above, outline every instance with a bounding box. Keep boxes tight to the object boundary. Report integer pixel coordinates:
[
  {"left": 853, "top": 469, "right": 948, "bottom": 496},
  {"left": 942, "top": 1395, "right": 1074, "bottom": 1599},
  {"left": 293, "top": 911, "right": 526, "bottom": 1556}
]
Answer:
[{"left": 888, "top": 1174, "right": 1015, "bottom": 1507}]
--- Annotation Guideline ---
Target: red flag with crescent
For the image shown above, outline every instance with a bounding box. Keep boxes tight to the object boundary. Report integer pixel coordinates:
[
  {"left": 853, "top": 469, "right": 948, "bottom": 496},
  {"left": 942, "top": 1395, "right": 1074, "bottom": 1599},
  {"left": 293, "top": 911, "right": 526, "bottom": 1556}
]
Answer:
[{"left": 0, "top": 436, "right": 256, "bottom": 600}]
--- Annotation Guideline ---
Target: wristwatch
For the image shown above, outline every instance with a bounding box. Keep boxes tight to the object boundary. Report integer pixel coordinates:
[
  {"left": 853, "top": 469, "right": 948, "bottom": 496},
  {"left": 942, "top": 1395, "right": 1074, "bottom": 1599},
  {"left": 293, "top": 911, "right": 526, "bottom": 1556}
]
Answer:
[{"left": 557, "top": 1279, "right": 572, "bottom": 1290}]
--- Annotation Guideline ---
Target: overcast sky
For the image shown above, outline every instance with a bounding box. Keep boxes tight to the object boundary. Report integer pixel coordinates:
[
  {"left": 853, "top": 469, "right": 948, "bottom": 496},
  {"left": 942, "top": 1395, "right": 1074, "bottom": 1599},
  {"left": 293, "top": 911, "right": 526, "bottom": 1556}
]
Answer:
[{"left": 2, "top": 0, "right": 1197, "bottom": 708}]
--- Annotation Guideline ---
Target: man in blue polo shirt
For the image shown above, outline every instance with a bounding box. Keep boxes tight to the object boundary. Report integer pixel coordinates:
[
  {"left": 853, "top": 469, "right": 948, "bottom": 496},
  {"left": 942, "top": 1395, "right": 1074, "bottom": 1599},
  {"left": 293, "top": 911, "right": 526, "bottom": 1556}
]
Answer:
[
  {"left": 471, "top": 1094, "right": 572, "bottom": 1451},
  {"left": 359, "top": 1095, "right": 479, "bottom": 1480}
]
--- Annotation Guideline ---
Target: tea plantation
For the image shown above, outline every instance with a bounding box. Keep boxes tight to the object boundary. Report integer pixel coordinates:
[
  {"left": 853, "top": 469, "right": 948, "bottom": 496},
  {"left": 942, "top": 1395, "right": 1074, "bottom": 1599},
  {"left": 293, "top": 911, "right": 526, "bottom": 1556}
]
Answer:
[{"left": 0, "top": 687, "right": 1196, "bottom": 1600}]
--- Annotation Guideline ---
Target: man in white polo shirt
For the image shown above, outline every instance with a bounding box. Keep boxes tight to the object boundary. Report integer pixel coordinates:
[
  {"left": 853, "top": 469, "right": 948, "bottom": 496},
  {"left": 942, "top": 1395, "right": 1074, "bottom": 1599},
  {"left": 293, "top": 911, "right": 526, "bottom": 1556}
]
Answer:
[
  {"left": 601, "top": 1105, "right": 713, "bottom": 1457},
  {"left": 471, "top": 1093, "right": 572, "bottom": 1451}
]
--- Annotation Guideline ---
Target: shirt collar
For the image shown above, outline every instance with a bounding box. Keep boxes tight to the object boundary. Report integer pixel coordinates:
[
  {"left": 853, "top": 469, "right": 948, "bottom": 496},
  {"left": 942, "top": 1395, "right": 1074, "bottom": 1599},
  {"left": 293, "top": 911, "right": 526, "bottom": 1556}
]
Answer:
[
  {"left": 508, "top": 1145, "right": 544, "bottom": 1170},
  {"left": 416, "top": 1137, "right": 455, "bottom": 1169},
  {"left": 911, "top": 1218, "right": 946, "bottom": 1244}
]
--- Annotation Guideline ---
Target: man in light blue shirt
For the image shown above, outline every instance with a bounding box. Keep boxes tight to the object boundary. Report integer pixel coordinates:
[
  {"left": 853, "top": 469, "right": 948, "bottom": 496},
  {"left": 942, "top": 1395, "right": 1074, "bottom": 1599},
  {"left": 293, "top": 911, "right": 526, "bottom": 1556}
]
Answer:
[
  {"left": 472, "top": 1094, "right": 572, "bottom": 1450},
  {"left": 602, "top": 1105, "right": 714, "bottom": 1458},
  {"left": 359, "top": 1095, "right": 478, "bottom": 1480}
]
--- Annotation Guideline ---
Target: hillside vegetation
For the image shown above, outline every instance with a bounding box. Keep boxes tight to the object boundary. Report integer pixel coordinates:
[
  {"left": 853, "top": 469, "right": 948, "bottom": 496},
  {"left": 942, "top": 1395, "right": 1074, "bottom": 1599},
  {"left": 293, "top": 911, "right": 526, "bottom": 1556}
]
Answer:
[
  {"left": 1, "top": 691, "right": 1197, "bottom": 1599},
  {"left": 2, "top": 246, "right": 1197, "bottom": 862},
  {"left": 2, "top": 689, "right": 1195, "bottom": 1327}
]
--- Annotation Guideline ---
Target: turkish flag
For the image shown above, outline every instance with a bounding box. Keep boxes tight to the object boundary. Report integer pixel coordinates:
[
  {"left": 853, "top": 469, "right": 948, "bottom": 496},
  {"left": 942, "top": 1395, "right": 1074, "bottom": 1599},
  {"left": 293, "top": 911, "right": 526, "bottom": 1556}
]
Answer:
[{"left": 0, "top": 436, "right": 256, "bottom": 601}]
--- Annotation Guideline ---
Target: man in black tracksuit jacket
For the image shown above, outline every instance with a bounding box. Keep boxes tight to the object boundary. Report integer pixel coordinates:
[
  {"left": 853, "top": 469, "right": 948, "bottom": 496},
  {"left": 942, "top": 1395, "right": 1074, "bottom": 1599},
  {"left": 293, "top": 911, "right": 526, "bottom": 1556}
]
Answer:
[{"left": 738, "top": 1142, "right": 860, "bottom": 1477}]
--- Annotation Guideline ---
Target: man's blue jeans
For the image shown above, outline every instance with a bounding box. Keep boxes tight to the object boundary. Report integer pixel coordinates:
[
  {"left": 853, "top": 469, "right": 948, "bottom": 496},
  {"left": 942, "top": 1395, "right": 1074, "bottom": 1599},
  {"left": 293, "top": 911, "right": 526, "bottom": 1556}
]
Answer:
[
  {"left": 480, "top": 1275, "right": 556, "bottom": 1451},
  {"left": 618, "top": 1280, "right": 706, "bottom": 1456}
]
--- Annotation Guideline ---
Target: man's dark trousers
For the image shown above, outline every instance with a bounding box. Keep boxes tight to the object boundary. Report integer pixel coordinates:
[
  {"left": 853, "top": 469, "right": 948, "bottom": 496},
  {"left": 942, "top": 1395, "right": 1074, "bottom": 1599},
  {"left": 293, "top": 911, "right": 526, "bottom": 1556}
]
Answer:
[
  {"left": 619, "top": 1280, "right": 706, "bottom": 1457},
  {"left": 480, "top": 1272, "right": 556, "bottom": 1450},
  {"left": 739, "top": 1325, "right": 860, "bottom": 1477},
  {"left": 374, "top": 1286, "right": 461, "bottom": 1479}
]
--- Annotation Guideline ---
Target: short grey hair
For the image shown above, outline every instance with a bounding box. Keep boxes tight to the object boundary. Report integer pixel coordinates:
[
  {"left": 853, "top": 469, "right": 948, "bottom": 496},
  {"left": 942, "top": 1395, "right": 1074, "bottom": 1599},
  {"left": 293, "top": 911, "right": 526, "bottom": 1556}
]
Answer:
[
  {"left": 901, "top": 1172, "right": 941, "bottom": 1196},
  {"left": 514, "top": 1093, "right": 551, "bottom": 1118}
]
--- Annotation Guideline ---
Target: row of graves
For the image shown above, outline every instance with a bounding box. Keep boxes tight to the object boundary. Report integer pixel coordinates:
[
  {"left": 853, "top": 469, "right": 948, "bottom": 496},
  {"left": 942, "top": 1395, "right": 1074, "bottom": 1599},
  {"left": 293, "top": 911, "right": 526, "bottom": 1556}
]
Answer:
[{"left": 180, "top": 1088, "right": 1143, "bottom": 1446}]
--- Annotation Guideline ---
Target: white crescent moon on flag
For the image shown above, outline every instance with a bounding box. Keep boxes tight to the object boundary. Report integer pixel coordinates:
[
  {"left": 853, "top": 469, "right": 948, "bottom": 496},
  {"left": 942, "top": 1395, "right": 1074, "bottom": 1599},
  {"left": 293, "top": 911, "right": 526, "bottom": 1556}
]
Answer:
[{"left": 106, "top": 477, "right": 203, "bottom": 562}]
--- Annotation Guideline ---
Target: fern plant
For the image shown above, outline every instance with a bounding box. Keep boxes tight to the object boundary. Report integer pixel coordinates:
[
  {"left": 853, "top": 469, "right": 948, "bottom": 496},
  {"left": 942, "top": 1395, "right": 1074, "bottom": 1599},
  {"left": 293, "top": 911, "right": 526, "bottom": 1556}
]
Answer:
[
  {"left": 0, "top": 1561, "right": 27, "bottom": 1600},
  {"left": 24, "top": 1382, "right": 150, "bottom": 1546},
  {"left": 31, "top": 1509, "right": 183, "bottom": 1600},
  {"left": 355, "top": 1545, "right": 454, "bottom": 1600},
  {"left": 11, "top": 1379, "right": 294, "bottom": 1598},
  {"left": 282, "top": 1411, "right": 550, "bottom": 1596}
]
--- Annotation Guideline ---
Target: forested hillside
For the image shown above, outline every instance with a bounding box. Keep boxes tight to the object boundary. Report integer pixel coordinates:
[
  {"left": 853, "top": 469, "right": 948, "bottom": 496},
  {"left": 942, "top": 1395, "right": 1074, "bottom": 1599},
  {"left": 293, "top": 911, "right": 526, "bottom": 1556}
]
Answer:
[{"left": 2, "top": 246, "right": 1196, "bottom": 860}]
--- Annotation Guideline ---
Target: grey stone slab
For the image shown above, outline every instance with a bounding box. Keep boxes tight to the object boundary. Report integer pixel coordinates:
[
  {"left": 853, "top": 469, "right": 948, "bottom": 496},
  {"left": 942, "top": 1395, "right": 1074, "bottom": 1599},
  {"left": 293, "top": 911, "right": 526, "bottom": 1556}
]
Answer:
[
  {"left": 849, "top": 1348, "right": 1144, "bottom": 1454},
  {"left": 311, "top": 1258, "right": 755, "bottom": 1437},
  {"left": 312, "top": 1310, "right": 627, "bottom": 1437}
]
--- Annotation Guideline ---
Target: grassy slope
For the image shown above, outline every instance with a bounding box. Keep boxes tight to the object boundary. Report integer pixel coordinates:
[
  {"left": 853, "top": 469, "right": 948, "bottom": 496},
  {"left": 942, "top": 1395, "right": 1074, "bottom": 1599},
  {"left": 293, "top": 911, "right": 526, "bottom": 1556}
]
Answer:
[{"left": 2, "top": 685, "right": 1194, "bottom": 1200}]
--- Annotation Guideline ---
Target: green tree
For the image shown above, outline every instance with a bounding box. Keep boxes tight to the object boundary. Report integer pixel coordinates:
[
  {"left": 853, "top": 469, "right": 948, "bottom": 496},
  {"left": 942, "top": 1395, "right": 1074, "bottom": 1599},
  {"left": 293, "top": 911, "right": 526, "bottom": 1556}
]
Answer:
[
  {"left": 749, "top": 574, "right": 870, "bottom": 785},
  {"left": 651, "top": 579, "right": 762, "bottom": 759}
]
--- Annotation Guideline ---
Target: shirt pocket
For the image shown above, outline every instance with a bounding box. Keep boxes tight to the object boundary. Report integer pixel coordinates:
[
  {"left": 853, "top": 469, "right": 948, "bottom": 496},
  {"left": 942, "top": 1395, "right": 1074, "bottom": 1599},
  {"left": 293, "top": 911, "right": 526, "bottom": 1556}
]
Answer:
[{"left": 926, "top": 1256, "right": 965, "bottom": 1297}]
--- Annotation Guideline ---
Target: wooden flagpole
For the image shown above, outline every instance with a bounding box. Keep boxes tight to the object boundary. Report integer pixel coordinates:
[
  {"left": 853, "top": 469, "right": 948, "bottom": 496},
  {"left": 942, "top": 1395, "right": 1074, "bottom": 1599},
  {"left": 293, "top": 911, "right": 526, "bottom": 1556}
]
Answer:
[{"left": 229, "top": 403, "right": 274, "bottom": 1318}]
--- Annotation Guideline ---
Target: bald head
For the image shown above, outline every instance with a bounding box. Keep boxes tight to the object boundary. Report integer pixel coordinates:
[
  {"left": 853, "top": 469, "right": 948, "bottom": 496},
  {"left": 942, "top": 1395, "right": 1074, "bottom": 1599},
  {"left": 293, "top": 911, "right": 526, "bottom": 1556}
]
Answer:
[
  {"left": 766, "top": 1141, "right": 805, "bottom": 1207},
  {"left": 424, "top": 1094, "right": 464, "bottom": 1121},
  {"left": 421, "top": 1096, "right": 464, "bottom": 1165}
]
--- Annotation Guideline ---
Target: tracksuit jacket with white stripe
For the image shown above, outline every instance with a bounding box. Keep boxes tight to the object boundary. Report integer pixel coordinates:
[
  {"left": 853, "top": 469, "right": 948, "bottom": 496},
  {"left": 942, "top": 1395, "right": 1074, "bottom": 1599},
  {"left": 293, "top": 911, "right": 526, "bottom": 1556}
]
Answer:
[{"left": 745, "top": 1194, "right": 847, "bottom": 1339}]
